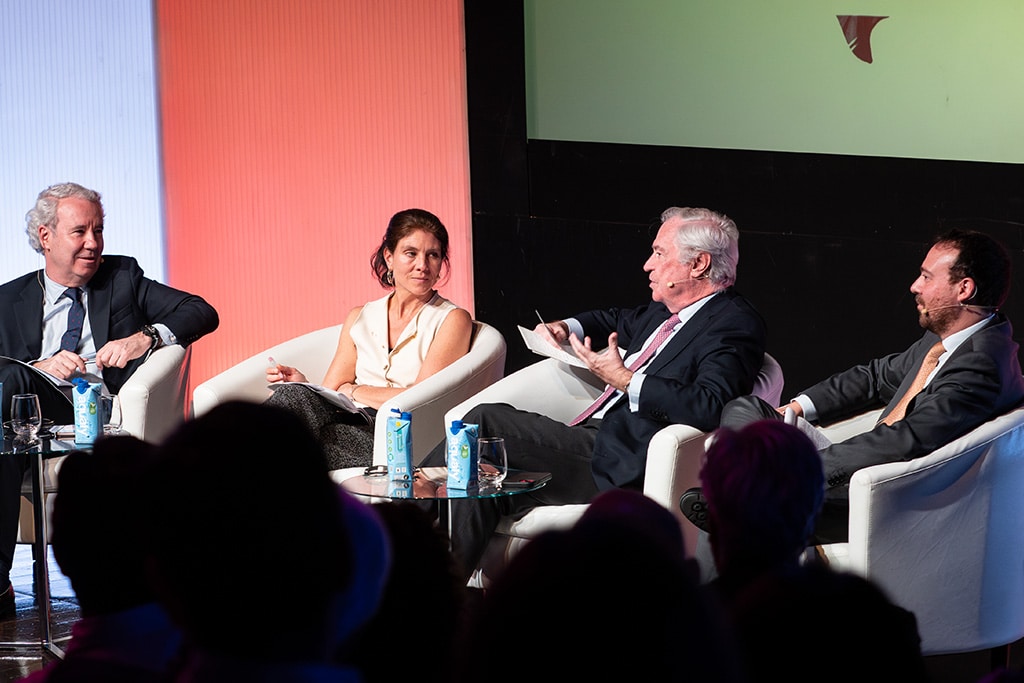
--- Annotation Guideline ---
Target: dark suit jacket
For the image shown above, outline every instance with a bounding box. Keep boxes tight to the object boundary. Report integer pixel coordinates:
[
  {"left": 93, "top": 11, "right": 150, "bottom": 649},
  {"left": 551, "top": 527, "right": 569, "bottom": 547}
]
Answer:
[
  {"left": 576, "top": 288, "right": 767, "bottom": 491},
  {"left": 803, "top": 314, "right": 1024, "bottom": 497},
  {"left": 0, "top": 255, "right": 219, "bottom": 394}
]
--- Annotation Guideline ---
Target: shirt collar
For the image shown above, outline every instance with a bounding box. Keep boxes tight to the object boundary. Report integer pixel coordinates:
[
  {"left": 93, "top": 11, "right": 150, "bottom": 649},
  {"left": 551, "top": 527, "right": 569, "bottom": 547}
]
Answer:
[
  {"left": 41, "top": 271, "right": 79, "bottom": 305},
  {"left": 941, "top": 314, "right": 994, "bottom": 355}
]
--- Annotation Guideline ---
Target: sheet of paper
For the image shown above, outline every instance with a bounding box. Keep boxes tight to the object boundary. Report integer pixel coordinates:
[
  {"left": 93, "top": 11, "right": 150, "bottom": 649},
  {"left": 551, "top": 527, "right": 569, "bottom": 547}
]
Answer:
[
  {"left": 268, "top": 382, "right": 372, "bottom": 422},
  {"left": 517, "top": 326, "right": 587, "bottom": 368},
  {"left": 0, "top": 355, "right": 73, "bottom": 388}
]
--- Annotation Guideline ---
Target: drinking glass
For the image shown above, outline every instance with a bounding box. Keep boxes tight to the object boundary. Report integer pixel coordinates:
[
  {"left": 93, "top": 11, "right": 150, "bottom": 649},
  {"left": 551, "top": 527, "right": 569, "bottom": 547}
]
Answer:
[
  {"left": 100, "top": 394, "right": 124, "bottom": 435},
  {"left": 477, "top": 436, "right": 508, "bottom": 487},
  {"left": 10, "top": 393, "right": 42, "bottom": 440}
]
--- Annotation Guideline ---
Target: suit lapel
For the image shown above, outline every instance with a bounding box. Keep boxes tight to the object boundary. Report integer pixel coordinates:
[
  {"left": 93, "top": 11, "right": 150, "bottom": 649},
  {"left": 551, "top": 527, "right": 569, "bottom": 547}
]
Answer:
[
  {"left": 85, "top": 264, "right": 113, "bottom": 348},
  {"left": 642, "top": 291, "right": 729, "bottom": 376},
  {"left": 14, "top": 274, "right": 45, "bottom": 356}
]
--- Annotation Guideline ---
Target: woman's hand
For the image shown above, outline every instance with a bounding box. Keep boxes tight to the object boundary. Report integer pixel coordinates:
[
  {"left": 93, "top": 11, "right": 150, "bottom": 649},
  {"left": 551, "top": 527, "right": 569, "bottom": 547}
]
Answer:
[
  {"left": 266, "top": 362, "right": 307, "bottom": 384},
  {"left": 338, "top": 382, "right": 358, "bottom": 401}
]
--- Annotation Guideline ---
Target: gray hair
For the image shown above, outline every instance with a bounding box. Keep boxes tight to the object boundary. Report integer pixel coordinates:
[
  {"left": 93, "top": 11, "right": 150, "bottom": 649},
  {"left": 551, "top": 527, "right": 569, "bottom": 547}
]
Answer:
[
  {"left": 25, "top": 182, "right": 104, "bottom": 254},
  {"left": 660, "top": 206, "right": 739, "bottom": 288}
]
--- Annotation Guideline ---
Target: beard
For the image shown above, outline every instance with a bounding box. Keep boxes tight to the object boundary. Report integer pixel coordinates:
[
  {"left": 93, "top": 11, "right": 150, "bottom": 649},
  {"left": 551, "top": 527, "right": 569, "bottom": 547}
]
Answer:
[{"left": 918, "top": 305, "right": 957, "bottom": 336}]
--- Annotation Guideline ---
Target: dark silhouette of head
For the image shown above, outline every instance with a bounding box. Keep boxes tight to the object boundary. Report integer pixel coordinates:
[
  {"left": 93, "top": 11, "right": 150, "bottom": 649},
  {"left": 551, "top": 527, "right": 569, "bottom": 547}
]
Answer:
[
  {"left": 701, "top": 420, "right": 824, "bottom": 582},
  {"left": 453, "top": 489, "right": 742, "bottom": 683},
  {"left": 730, "top": 564, "right": 928, "bottom": 683},
  {"left": 52, "top": 435, "right": 161, "bottom": 616},
  {"left": 146, "top": 401, "right": 351, "bottom": 660}
]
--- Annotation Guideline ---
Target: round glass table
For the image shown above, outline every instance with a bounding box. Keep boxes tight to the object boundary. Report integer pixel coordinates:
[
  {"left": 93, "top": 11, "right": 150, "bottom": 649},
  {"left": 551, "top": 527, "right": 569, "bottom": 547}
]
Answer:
[{"left": 340, "top": 466, "right": 551, "bottom": 547}]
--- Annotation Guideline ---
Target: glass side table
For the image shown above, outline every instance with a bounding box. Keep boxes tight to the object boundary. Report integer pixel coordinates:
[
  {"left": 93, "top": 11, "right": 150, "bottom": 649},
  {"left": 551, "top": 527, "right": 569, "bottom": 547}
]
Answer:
[
  {"left": 0, "top": 430, "right": 84, "bottom": 659},
  {"left": 340, "top": 466, "right": 551, "bottom": 549}
]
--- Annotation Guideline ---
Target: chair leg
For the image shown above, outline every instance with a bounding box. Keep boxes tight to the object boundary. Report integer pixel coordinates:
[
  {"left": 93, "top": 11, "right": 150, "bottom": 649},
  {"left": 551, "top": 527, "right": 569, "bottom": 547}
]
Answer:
[{"left": 990, "top": 643, "right": 1010, "bottom": 671}]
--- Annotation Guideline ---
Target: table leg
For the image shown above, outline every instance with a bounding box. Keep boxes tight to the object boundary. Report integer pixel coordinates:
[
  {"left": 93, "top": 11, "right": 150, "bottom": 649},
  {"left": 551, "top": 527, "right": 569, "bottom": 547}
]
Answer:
[{"left": 31, "top": 448, "right": 63, "bottom": 658}]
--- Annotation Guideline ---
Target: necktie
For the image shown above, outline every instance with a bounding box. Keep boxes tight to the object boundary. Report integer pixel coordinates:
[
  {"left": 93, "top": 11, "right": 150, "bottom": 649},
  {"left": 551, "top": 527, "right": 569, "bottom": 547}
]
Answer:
[
  {"left": 569, "top": 314, "right": 681, "bottom": 426},
  {"left": 880, "top": 341, "right": 945, "bottom": 426},
  {"left": 60, "top": 287, "right": 85, "bottom": 352}
]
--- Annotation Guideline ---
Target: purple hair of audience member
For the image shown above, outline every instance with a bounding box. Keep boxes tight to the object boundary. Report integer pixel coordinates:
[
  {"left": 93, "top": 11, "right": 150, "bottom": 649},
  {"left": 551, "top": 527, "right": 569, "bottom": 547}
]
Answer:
[{"left": 701, "top": 420, "right": 825, "bottom": 582}]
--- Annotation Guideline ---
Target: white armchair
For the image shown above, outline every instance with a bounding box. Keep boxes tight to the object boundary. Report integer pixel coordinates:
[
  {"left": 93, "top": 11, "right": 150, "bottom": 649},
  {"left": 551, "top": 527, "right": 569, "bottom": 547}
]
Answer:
[
  {"left": 445, "top": 353, "right": 785, "bottom": 579},
  {"left": 192, "top": 321, "right": 507, "bottom": 466},
  {"left": 818, "top": 404, "right": 1024, "bottom": 663},
  {"left": 17, "top": 343, "right": 193, "bottom": 544}
]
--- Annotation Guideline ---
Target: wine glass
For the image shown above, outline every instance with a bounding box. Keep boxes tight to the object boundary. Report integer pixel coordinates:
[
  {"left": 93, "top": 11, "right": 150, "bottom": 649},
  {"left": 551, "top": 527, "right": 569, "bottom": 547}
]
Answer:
[
  {"left": 100, "top": 394, "right": 124, "bottom": 435},
  {"left": 477, "top": 436, "right": 508, "bottom": 488},
  {"left": 10, "top": 393, "right": 42, "bottom": 441}
]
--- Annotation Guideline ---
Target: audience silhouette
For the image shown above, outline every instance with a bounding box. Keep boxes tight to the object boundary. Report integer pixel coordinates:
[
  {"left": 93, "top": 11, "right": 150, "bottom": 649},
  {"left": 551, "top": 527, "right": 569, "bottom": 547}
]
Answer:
[
  {"left": 693, "top": 420, "right": 927, "bottom": 681},
  {"left": 20, "top": 435, "right": 183, "bottom": 683},
  {"left": 698, "top": 420, "right": 826, "bottom": 603},
  {"left": 729, "top": 562, "right": 928, "bottom": 682},
  {"left": 451, "top": 488, "right": 743, "bottom": 683},
  {"left": 338, "top": 501, "right": 465, "bottom": 683},
  {"left": 144, "top": 401, "right": 388, "bottom": 682}
]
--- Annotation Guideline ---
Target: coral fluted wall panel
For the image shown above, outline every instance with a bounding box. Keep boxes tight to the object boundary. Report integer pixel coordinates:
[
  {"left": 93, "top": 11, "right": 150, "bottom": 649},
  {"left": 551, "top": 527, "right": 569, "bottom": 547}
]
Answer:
[{"left": 155, "top": 0, "right": 473, "bottom": 389}]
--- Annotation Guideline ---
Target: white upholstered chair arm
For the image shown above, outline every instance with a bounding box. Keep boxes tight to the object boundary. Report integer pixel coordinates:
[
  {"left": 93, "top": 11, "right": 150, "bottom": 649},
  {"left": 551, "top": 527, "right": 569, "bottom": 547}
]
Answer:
[
  {"left": 444, "top": 357, "right": 604, "bottom": 426},
  {"left": 19, "top": 344, "right": 191, "bottom": 543},
  {"left": 642, "top": 352, "right": 785, "bottom": 556},
  {"left": 193, "top": 322, "right": 506, "bottom": 469},
  {"left": 827, "top": 404, "right": 1024, "bottom": 654},
  {"left": 643, "top": 423, "right": 710, "bottom": 555},
  {"left": 191, "top": 325, "right": 342, "bottom": 418},
  {"left": 118, "top": 344, "right": 190, "bottom": 443}
]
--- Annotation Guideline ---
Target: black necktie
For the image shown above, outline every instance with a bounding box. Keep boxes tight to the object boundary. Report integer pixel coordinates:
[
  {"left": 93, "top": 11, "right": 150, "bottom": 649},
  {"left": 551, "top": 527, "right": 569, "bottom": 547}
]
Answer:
[{"left": 60, "top": 287, "right": 85, "bottom": 352}]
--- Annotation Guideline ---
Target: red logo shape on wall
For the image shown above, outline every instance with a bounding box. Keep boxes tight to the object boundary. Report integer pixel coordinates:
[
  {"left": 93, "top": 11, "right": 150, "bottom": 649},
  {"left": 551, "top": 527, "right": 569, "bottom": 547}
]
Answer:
[{"left": 837, "top": 15, "right": 889, "bottom": 63}]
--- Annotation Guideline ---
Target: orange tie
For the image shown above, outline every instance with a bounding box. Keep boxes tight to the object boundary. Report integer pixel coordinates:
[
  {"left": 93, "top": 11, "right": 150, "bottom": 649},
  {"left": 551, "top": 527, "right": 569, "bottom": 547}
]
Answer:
[{"left": 881, "top": 341, "right": 945, "bottom": 426}]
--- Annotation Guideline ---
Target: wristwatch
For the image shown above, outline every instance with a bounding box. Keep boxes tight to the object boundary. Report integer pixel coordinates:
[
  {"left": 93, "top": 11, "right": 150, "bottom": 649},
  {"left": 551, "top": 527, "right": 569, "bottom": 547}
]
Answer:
[{"left": 141, "top": 324, "right": 162, "bottom": 350}]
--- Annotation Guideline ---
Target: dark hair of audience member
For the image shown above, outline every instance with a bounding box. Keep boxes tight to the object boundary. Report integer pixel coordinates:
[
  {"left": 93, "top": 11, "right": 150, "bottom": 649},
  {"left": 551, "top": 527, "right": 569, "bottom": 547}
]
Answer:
[
  {"left": 730, "top": 563, "right": 929, "bottom": 683},
  {"left": 144, "top": 401, "right": 351, "bottom": 661},
  {"left": 52, "top": 435, "right": 163, "bottom": 616},
  {"left": 452, "top": 489, "right": 744, "bottom": 683},
  {"left": 338, "top": 501, "right": 465, "bottom": 683},
  {"left": 701, "top": 420, "right": 825, "bottom": 596}
]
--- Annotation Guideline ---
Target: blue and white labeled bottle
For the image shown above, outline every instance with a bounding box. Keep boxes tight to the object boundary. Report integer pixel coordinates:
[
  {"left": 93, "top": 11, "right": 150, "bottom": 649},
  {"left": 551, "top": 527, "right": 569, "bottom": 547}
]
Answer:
[
  {"left": 71, "top": 377, "right": 101, "bottom": 445},
  {"left": 385, "top": 408, "right": 413, "bottom": 481},
  {"left": 446, "top": 419, "right": 479, "bottom": 489}
]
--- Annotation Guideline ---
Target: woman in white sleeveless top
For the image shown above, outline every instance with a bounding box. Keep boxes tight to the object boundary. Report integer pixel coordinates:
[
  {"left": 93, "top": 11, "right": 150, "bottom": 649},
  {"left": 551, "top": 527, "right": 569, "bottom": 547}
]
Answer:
[{"left": 266, "top": 209, "right": 473, "bottom": 469}]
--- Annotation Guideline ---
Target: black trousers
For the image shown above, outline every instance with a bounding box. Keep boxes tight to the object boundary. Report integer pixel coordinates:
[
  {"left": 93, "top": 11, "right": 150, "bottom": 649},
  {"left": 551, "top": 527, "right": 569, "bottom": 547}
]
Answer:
[
  {"left": 419, "top": 403, "right": 602, "bottom": 581},
  {"left": 719, "top": 395, "right": 850, "bottom": 545}
]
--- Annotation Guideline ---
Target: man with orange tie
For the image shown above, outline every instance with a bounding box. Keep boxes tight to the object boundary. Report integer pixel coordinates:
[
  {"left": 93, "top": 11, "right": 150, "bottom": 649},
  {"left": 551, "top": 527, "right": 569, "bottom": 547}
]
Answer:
[
  {"left": 687, "top": 228, "right": 1024, "bottom": 546},
  {"left": 419, "top": 206, "right": 767, "bottom": 581}
]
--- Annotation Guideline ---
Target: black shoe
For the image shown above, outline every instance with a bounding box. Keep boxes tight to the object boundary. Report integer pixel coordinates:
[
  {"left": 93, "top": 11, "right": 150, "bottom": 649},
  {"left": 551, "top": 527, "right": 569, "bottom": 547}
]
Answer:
[
  {"left": 679, "top": 487, "right": 710, "bottom": 532},
  {"left": 0, "top": 582, "right": 14, "bottom": 620}
]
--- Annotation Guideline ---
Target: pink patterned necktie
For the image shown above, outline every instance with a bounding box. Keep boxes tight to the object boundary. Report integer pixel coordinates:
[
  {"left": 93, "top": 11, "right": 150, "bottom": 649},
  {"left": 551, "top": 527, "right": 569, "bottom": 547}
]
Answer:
[{"left": 569, "top": 314, "right": 681, "bottom": 426}]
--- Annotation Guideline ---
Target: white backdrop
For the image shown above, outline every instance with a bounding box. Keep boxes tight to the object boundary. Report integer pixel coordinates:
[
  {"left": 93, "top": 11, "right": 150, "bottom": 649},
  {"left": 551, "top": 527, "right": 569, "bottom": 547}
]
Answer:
[{"left": 0, "top": 0, "right": 165, "bottom": 285}]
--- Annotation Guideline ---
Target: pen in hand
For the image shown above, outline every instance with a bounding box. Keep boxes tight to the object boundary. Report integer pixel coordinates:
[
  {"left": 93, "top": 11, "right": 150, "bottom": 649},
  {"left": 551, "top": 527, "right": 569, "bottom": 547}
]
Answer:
[
  {"left": 535, "top": 309, "right": 552, "bottom": 333},
  {"left": 535, "top": 309, "right": 562, "bottom": 344}
]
